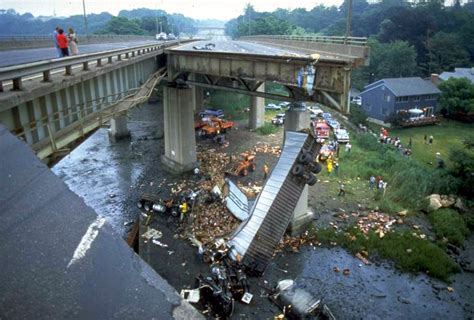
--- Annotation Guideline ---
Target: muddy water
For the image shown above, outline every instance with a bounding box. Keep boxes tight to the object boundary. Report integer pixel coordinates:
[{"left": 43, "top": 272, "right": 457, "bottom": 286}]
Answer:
[{"left": 52, "top": 101, "right": 473, "bottom": 319}]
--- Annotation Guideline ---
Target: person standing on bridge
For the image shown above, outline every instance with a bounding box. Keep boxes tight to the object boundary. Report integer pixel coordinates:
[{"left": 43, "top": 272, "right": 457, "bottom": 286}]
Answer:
[
  {"left": 52, "top": 26, "right": 62, "bottom": 58},
  {"left": 68, "top": 28, "right": 79, "bottom": 56},
  {"left": 56, "top": 29, "right": 69, "bottom": 57}
]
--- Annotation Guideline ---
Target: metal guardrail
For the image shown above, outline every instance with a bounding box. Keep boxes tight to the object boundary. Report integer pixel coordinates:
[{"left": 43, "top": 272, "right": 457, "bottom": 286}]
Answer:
[
  {"left": 240, "top": 35, "right": 368, "bottom": 46},
  {"left": 0, "top": 34, "right": 155, "bottom": 41},
  {"left": 0, "top": 40, "right": 190, "bottom": 92}
]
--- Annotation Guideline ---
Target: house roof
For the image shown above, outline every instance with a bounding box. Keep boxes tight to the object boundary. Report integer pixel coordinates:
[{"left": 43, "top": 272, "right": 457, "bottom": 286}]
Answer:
[
  {"left": 439, "top": 68, "right": 474, "bottom": 83},
  {"left": 362, "top": 77, "right": 441, "bottom": 97}
]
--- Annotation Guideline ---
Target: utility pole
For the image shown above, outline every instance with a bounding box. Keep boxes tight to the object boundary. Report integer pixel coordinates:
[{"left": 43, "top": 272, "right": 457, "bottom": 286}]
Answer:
[
  {"left": 345, "top": 0, "right": 353, "bottom": 44},
  {"left": 82, "top": 0, "right": 89, "bottom": 37},
  {"left": 248, "top": 4, "right": 251, "bottom": 36}
]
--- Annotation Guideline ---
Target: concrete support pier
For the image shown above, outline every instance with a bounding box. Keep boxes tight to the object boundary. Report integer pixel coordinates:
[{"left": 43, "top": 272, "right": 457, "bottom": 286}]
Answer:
[
  {"left": 284, "top": 106, "right": 310, "bottom": 132},
  {"left": 109, "top": 113, "right": 130, "bottom": 141},
  {"left": 161, "top": 85, "right": 197, "bottom": 173},
  {"left": 249, "top": 83, "right": 265, "bottom": 130},
  {"left": 288, "top": 185, "right": 314, "bottom": 236},
  {"left": 285, "top": 105, "right": 312, "bottom": 235}
]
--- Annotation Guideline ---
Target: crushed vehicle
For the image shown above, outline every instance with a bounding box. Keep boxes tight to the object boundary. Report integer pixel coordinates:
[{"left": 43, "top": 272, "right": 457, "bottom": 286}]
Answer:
[
  {"left": 272, "top": 113, "right": 286, "bottom": 125},
  {"left": 226, "top": 152, "right": 256, "bottom": 176},
  {"left": 270, "top": 279, "right": 336, "bottom": 320},
  {"left": 190, "top": 239, "right": 252, "bottom": 319},
  {"left": 312, "top": 119, "right": 330, "bottom": 139},
  {"left": 334, "top": 128, "right": 350, "bottom": 143},
  {"left": 193, "top": 43, "right": 216, "bottom": 50},
  {"left": 227, "top": 131, "right": 322, "bottom": 276}
]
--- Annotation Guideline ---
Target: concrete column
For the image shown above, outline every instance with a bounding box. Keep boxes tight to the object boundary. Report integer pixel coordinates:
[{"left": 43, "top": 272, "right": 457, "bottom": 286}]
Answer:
[
  {"left": 288, "top": 185, "right": 314, "bottom": 236},
  {"left": 249, "top": 82, "right": 265, "bottom": 130},
  {"left": 109, "top": 113, "right": 130, "bottom": 141},
  {"left": 341, "top": 67, "right": 352, "bottom": 114},
  {"left": 284, "top": 107, "right": 313, "bottom": 235},
  {"left": 161, "top": 86, "right": 197, "bottom": 173},
  {"left": 284, "top": 106, "right": 310, "bottom": 132},
  {"left": 193, "top": 86, "right": 203, "bottom": 112}
]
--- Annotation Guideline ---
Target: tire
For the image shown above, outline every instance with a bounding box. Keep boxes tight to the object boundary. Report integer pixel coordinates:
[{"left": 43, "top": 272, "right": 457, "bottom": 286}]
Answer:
[
  {"left": 309, "top": 162, "right": 322, "bottom": 174},
  {"left": 307, "top": 174, "right": 317, "bottom": 186},
  {"left": 292, "top": 164, "right": 305, "bottom": 177},
  {"left": 298, "top": 152, "right": 312, "bottom": 164}
]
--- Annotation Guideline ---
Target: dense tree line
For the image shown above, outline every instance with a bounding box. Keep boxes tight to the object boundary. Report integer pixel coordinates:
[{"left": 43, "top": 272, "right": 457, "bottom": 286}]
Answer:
[
  {"left": 0, "top": 8, "right": 197, "bottom": 37},
  {"left": 226, "top": 1, "right": 474, "bottom": 82}
]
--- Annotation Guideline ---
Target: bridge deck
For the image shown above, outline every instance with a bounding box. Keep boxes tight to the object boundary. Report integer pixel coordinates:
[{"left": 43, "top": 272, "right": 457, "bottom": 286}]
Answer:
[{"left": 169, "top": 40, "right": 356, "bottom": 64}]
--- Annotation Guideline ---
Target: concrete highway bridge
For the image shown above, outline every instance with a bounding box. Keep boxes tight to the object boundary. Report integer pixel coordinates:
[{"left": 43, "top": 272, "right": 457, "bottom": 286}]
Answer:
[{"left": 0, "top": 35, "right": 369, "bottom": 170}]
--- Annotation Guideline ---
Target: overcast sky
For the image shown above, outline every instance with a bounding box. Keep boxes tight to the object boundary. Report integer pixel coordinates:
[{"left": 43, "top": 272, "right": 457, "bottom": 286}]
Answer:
[{"left": 1, "top": 0, "right": 344, "bottom": 20}]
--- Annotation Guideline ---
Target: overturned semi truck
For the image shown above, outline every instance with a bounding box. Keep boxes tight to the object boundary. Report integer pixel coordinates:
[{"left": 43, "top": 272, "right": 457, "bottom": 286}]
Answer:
[{"left": 227, "top": 131, "right": 322, "bottom": 276}]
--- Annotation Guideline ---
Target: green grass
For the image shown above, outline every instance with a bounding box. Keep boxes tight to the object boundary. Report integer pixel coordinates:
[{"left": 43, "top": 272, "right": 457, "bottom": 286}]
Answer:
[
  {"left": 256, "top": 122, "right": 279, "bottom": 135},
  {"left": 315, "top": 227, "right": 459, "bottom": 281},
  {"left": 386, "top": 120, "right": 473, "bottom": 169},
  {"left": 429, "top": 208, "right": 469, "bottom": 246}
]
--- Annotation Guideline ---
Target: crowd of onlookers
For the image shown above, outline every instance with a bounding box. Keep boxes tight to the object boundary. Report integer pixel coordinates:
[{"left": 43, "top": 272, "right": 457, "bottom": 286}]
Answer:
[{"left": 53, "top": 26, "right": 79, "bottom": 57}]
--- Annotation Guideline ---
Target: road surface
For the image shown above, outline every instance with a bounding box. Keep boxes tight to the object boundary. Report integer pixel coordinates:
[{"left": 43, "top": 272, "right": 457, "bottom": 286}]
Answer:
[{"left": 0, "top": 40, "right": 162, "bottom": 67}]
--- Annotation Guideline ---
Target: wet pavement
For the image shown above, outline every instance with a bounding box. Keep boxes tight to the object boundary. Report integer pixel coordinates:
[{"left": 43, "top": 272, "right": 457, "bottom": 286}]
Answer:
[{"left": 53, "top": 101, "right": 474, "bottom": 319}]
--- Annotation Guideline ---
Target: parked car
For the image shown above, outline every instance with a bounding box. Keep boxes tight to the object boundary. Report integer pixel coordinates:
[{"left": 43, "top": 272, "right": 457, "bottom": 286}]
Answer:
[
  {"left": 334, "top": 128, "right": 350, "bottom": 143},
  {"left": 167, "top": 33, "right": 177, "bottom": 40},
  {"left": 279, "top": 101, "right": 291, "bottom": 109},
  {"left": 272, "top": 113, "right": 285, "bottom": 125},
  {"left": 322, "top": 112, "right": 332, "bottom": 121},
  {"left": 265, "top": 103, "right": 281, "bottom": 110},
  {"left": 327, "top": 119, "right": 340, "bottom": 129},
  {"left": 352, "top": 96, "right": 362, "bottom": 106},
  {"left": 307, "top": 105, "right": 323, "bottom": 116},
  {"left": 199, "top": 108, "right": 224, "bottom": 118}
]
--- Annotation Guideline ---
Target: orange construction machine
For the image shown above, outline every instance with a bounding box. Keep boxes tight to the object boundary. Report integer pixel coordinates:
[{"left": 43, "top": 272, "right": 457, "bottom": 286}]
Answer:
[
  {"left": 199, "top": 117, "right": 234, "bottom": 137},
  {"left": 226, "top": 152, "right": 256, "bottom": 176}
]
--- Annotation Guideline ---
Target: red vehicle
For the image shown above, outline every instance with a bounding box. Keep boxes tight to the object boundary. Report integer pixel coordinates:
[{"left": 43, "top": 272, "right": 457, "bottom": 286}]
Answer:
[{"left": 312, "top": 120, "right": 330, "bottom": 139}]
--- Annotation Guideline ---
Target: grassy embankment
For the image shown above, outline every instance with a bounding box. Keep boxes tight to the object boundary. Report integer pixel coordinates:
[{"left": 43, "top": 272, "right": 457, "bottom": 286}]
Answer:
[{"left": 313, "top": 121, "right": 472, "bottom": 280}]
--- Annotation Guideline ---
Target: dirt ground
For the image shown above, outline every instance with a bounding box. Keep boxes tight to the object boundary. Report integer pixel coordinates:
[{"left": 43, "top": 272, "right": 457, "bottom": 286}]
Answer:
[{"left": 53, "top": 101, "right": 474, "bottom": 319}]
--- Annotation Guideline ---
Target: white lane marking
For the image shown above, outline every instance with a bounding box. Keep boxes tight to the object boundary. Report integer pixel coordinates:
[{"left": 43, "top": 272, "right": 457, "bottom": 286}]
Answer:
[{"left": 67, "top": 217, "right": 106, "bottom": 268}]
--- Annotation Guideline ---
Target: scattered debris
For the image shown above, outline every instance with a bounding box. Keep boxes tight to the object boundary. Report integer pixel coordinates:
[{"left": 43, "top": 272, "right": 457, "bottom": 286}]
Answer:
[
  {"left": 343, "top": 268, "right": 350, "bottom": 276},
  {"left": 142, "top": 228, "right": 163, "bottom": 241},
  {"left": 355, "top": 252, "right": 370, "bottom": 265},
  {"left": 152, "top": 239, "right": 168, "bottom": 247},
  {"left": 447, "top": 286, "right": 454, "bottom": 293},
  {"left": 181, "top": 289, "right": 201, "bottom": 303},
  {"left": 356, "top": 211, "right": 396, "bottom": 236}
]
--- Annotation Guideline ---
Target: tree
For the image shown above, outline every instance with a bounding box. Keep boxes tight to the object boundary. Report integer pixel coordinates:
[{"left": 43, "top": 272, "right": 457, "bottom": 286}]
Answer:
[
  {"left": 438, "top": 78, "right": 474, "bottom": 114},
  {"left": 101, "top": 17, "right": 145, "bottom": 35},
  {"left": 425, "top": 32, "right": 470, "bottom": 74},
  {"left": 449, "top": 139, "right": 474, "bottom": 198},
  {"left": 352, "top": 39, "right": 417, "bottom": 89}
]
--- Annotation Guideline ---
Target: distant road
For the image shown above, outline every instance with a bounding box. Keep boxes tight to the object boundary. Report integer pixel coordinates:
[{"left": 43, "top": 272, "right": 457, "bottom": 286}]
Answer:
[{"left": 0, "top": 40, "right": 162, "bottom": 67}]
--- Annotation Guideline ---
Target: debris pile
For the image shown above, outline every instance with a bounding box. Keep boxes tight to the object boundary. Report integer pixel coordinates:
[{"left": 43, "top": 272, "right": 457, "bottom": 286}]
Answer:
[
  {"left": 189, "top": 202, "right": 239, "bottom": 244},
  {"left": 254, "top": 142, "right": 281, "bottom": 155},
  {"left": 276, "top": 232, "right": 319, "bottom": 253},
  {"left": 356, "top": 211, "right": 396, "bottom": 238}
]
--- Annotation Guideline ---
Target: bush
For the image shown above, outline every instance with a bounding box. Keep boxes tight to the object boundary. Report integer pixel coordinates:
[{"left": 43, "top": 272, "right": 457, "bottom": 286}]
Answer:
[
  {"left": 256, "top": 122, "right": 278, "bottom": 135},
  {"left": 349, "top": 105, "right": 368, "bottom": 126},
  {"left": 429, "top": 208, "right": 469, "bottom": 246},
  {"left": 316, "top": 227, "right": 459, "bottom": 281}
]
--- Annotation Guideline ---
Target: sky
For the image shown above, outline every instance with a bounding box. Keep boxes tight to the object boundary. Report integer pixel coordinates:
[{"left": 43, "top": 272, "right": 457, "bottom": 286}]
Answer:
[{"left": 1, "top": 0, "right": 344, "bottom": 21}]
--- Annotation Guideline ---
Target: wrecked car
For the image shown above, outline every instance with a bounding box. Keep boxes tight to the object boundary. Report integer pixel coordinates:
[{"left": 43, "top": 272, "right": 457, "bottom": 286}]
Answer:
[{"left": 271, "top": 279, "right": 336, "bottom": 320}]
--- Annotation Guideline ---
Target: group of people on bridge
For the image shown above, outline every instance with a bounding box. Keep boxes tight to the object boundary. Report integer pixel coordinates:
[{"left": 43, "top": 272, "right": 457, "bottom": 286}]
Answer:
[{"left": 53, "top": 26, "right": 79, "bottom": 58}]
